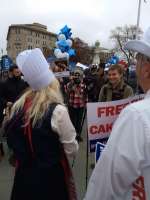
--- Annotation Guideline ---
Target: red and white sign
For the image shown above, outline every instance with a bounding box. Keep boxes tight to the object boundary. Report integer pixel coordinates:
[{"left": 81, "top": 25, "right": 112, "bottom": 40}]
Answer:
[{"left": 87, "top": 95, "right": 144, "bottom": 152}]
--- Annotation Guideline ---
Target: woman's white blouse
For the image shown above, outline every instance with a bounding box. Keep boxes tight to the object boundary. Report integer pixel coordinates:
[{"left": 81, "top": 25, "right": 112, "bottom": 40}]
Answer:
[{"left": 51, "top": 104, "right": 79, "bottom": 155}]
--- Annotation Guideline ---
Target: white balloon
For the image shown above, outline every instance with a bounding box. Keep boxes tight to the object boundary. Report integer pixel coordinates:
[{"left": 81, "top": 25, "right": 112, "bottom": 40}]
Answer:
[
  {"left": 55, "top": 41, "right": 59, "bottom": 48},
  {"left": 57, "top": 53, "right": 63, "bottom": 59},
  {"left": 55, "top": 51, "right": 63, "bottom": 59},
  {"left": 54, "top": 49, "right": 61, "bottom": 57},
  {"left": 64, "top": 52, "right": 69, "bottom": 59},
  {"left": 66, "top": 39, "right": 72, "bottom": 47},
  {"left": 56, "top": 52, "right": 69, "bottom": 59},
  {"left": 58, "top": 34, "right": 66, "bottom": 41}
]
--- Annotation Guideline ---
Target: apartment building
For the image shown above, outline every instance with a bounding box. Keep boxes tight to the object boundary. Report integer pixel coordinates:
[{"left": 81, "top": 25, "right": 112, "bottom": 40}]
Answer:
[{"left": 6, "top": 23, "right": 57, "bottom": 62}]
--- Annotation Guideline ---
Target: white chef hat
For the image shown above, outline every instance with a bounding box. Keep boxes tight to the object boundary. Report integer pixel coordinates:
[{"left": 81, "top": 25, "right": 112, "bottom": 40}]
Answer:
[{"left": 16, "top": 48, "right": 55, "bottom": 91}]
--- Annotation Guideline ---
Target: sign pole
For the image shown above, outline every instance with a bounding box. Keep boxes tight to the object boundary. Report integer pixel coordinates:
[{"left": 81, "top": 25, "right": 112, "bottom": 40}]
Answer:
[{"left": 85, "top": 126, "right": 89, "bottom": 190}]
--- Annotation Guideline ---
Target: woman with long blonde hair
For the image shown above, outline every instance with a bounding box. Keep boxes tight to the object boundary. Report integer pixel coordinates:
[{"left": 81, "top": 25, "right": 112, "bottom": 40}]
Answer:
[{"left": 5, "top": 48, "right": 78, "bottom": 200}]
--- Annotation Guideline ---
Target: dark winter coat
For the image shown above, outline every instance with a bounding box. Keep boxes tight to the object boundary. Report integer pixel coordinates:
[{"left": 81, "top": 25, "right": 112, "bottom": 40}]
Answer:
[
  {"left": 99, "top": 80, "right": 134, "bottom": 102},
  {"left": 1, "top": 77, "right": 28, "bottom": 105}
]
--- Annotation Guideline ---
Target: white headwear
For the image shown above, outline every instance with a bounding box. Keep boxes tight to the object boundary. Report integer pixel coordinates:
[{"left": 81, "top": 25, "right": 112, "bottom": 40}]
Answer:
[
  {"left": 16, "top": 48, "right": 55, "bottom": 90},
  {"left": 125, "top": 27, "right": 150, "bottom": 58}
]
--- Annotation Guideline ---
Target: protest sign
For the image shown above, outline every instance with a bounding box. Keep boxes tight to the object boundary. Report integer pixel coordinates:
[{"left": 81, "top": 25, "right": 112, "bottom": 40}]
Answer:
[
  {"left": 95, "top": 142, "right": 105, "bottom": 163},
  {"left": 54, "top": 71, "right": 70, "bottom": 78},
  {"left": 87, "top": 94, "right": 144, "bottom": 152}
]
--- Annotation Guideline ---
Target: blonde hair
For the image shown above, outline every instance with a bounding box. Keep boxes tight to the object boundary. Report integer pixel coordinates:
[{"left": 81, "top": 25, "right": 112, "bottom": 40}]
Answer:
[{"left": 11, "top": 79, "right": 64, "bottom": 127}]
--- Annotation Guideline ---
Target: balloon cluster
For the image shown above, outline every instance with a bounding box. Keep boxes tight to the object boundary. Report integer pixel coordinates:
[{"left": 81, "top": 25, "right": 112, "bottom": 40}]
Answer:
[
  {"left": 54, "top": 25, "right": 76, "bottom": 59},
  {"left": 105, "top": 55, "right": 119, "bottom": 67}
]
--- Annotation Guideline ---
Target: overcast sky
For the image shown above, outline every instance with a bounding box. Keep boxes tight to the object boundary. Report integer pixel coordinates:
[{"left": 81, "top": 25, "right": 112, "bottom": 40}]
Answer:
[{"left": 0, "top": 0, "right": 150, "bottom": 54}]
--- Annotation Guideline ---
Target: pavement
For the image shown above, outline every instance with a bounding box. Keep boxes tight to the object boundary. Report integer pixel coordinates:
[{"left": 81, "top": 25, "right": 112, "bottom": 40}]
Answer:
[
  {"left": 0, "top": 143, "right": 14, "bottom": 200},
  {"left": 0, "top": 118, "right": 95, "bottom": 200}
]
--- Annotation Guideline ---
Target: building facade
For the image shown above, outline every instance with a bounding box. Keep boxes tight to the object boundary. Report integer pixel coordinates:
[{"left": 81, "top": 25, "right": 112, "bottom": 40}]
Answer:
[{"left": 7, "top": 23, "right": 57, "bottom": 62}]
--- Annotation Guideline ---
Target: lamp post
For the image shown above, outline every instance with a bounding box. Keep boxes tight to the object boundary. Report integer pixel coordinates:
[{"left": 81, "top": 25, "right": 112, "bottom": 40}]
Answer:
[
  {"left": 135, "top": 0, "right": 142, "bottom": 94},
  {"left": 136, "top": 0, "right": 142, "bottom": 39},
  {"left": 136, "top": 0, "right": 147, "bottom": 39}
]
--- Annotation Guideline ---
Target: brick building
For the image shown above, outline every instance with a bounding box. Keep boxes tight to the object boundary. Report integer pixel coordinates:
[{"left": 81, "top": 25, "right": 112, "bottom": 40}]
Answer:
[{"left": 6, "top": 23, "right": 57, "bottom": 62}]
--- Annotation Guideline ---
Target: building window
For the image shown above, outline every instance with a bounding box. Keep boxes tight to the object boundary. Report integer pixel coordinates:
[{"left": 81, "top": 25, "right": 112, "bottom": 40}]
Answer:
[
  {"left": 36, "top": 33, "right": 40, "bottom": 37},
  {"left": 16, "top": 37, "right": 20, "bottom": 41},
  {"left": 28, "top": 38, "right": 32, "bottom": 42},
  {"left": 15, "top": 28, "right": 20, "bottom": 34}
]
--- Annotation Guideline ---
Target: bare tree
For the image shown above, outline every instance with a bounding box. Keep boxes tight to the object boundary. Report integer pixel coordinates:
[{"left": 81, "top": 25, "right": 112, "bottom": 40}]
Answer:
[{"left": 110, "top": 25, "right": 143, "bottom": 65}]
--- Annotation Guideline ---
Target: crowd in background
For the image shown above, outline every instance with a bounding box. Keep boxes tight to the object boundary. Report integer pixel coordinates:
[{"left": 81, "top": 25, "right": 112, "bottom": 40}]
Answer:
[
  {"left": 0, "top": 25, "right": 149, "bottom": 200},
  {"left": 0, "top": 49, "right": 145, "bottom": 200},
  {"left": 51, "top": 61, "right": 141, "bottom": 142},
  {"left": 0, "top": 59, "right": 142, "bottom": 158}
]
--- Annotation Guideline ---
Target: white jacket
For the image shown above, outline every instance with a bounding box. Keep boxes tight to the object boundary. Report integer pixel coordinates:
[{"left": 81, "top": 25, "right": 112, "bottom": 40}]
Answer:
[{"left": 84, "top": 90, "right": 150, "bottom": 200}]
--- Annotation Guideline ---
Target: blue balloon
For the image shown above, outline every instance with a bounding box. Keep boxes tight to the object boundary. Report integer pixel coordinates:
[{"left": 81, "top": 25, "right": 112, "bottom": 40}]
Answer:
[
  {"left": 112, "top": 55, "right": 119, "bottom": 64},
  {"left": 60, "top": 25, "right": 71, "bottom": 34},
  {"left": 60, "top": 25, "right": 72, "bottom": 39},
  {"left": 68, "top": 49, "right": 76, "bottom": 57},
  {"left": 57, "top": 40, "right": 69, "bottom": 52},
  {"left": 66, "top": 31, "right": 72, "bottom": 39},
  {"left": 54, "top": 25, "right": 76, "bottom": 58},
  {"left": 106, "top": 55, "right": 119, "bottom": 65},
  {"left": 69, "top": 31, "right": 72, "bottom": 36}
]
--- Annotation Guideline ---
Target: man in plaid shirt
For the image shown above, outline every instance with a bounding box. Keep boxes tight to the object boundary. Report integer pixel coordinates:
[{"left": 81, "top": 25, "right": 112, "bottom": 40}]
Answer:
[{"left": 66, "top": 69, "right": 88, "bottom": 142}]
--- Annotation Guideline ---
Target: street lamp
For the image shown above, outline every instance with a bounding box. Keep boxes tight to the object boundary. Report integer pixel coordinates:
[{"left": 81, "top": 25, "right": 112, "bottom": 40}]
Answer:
[
  {"left": 136, "top": 0, "right": 142, "bottom": 39},
  {"left": 1, "top": 49, "right": 3, "bottom": 57},
  {"left": 136, "top": 0, "right": 147, "bottom": 39}
]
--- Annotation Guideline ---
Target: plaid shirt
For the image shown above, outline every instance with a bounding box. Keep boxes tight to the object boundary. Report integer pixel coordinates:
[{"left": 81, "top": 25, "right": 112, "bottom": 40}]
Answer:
[{"left": 66, "top": 81, "right": 88, "bottom": 108}]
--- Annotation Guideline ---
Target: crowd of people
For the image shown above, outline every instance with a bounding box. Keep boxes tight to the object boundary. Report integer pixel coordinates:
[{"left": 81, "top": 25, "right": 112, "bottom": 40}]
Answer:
[{"left": 0, "top": 27, "right": 150, "bottom": 200}]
